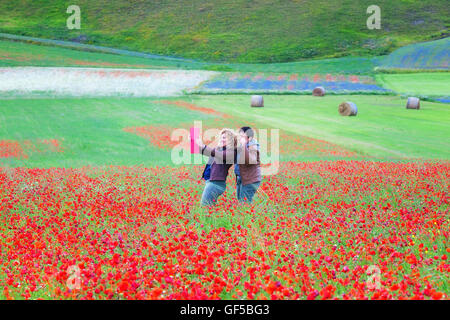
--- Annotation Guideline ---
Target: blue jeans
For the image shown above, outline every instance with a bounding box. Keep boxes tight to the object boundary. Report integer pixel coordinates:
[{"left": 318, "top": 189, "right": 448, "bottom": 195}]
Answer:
[
  {"left": 201, "top": 180, "right": 226, "bottom": 206},
  {"left": 236, "top": 176, "right": 260, "bottom": 203}
]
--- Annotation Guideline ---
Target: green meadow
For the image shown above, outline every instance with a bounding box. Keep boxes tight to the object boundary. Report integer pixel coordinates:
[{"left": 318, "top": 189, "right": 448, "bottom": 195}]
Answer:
[
  {"left": 0, "top": 39, "right": 377, "bottom": 74},
  {"left": 376, "top": 73, "right": 450, "bottom": 97},
  {"left": 0, "top": 97, "right": 212, "bottom": 167},
  {"left": 1, "top": 95, "right": 448, "bottom": 168},
  {"left": 187, "top": 95, "right": 450, "bottom": 160}
]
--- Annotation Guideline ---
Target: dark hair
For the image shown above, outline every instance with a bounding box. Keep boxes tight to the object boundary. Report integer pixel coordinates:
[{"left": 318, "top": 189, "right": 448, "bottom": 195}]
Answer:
[{"left": 240, "top": 126, "right": 254, "bottom": 138}]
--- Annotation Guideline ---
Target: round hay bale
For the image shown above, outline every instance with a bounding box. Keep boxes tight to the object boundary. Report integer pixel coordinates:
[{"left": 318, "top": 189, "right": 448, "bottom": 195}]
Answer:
[
  {"left": 339, "top": 101, "right": 358, "bottom": 116},
  {"left": 251, "top": 95, "right": 264, "bottom": 107},
  {"left": 313, "top": 86, "right": 326, "bottom": 97},
  {"left": 406, "top": 97, "right": 420, "bottom": 109}
]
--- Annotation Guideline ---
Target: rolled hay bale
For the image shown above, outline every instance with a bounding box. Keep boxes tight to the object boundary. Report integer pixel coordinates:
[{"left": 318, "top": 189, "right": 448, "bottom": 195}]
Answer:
[
  {"left": 406, "top": 97, "right": 420, "bottom": 109},
  {"left": 313, "top": 86, "right": 326, "bottom": 97},
  {"left": 251, "top": 95, "right": 264, "bottom": 107},
  {"left": 339, "top": 101, "right": 358, "bottom": 116}
]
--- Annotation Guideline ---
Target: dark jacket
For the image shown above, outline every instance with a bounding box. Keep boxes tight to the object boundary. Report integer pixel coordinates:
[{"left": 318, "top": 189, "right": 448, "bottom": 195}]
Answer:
[
  {"left": 236, "top": 143, "right": 261, "bottom": 185},
  {"left": 201, "top": 145, "right": 236, "bottom": 181}
]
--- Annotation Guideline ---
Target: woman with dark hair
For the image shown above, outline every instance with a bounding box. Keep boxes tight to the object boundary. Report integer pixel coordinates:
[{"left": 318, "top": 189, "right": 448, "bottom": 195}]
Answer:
[{"left": 235, "top": 126, "right": 261, "bottom": 203}]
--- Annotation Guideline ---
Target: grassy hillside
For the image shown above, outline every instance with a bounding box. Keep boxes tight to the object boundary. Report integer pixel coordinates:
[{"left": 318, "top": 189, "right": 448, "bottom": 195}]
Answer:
[
  {"left": 379, "top": 37, "right": 449, "bottom": 70},
  {"left": 0, "top": 39, "right": 377, "bottom": 74},
  {"left": 0, "top": 0, "right": 448, "bottom": 63},
  {"left": 0, "top": 38, "right": 202, "bottom": 69}
]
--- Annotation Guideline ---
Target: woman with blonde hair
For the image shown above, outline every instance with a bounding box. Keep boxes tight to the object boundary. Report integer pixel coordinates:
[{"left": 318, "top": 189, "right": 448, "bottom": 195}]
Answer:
[{"left": 197, "top": 129, "right": 237, "bottom": 206}]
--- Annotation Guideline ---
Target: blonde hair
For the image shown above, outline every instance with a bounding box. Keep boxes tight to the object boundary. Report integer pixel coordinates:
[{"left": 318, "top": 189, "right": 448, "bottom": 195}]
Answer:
[{"left": 219, "top": 128, "right": 237, "bottom": 149}]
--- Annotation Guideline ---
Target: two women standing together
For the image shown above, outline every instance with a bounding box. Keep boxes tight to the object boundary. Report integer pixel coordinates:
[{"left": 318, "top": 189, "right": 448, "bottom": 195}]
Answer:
[{"left": 197, "top": 127, "right": 261, "bottom": 206}]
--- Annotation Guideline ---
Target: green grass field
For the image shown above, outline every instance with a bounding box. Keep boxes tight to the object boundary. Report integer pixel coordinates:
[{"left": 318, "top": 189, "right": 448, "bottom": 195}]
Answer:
[
  {"left": 0, "top": 39, "right": 204, "bottom": 69},
  {"left": 1, "top": 95, "right": 448, "bottom": 168},
  {"left": 0, "top": 39, "right": 377, "bottom": 74},
  {"left": 0, "top": 97, "right": 213, "bottom": 167},
  {"left": 376, "top": 73, "right": 450, "bottom": 97},
  {"left": 187, "top": 95, "right": 450, "bottom": 159},
  {"left": 1, "top": 0, "right": 448, "bottom": 62}
]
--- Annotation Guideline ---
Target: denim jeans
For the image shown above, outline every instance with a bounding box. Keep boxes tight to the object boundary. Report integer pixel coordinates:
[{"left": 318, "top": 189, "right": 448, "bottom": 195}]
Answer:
[
  {"left": 236, "top": 176, "right": 260, "bottom": 203},
  {"left": 201, "top": 180, "right": 226, "bottom": 206}
]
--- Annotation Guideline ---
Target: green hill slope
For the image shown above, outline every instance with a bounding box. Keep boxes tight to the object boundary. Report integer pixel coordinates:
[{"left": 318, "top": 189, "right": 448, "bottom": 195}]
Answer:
[
  {"left": 0, "top": 0, "right": 448, "bottom": 63},
  {"left": 379, "top": 37, "right": 449, "bottom": 70},
  {"left": 0, "top": 38, "right": 377, "bottom": 74}
]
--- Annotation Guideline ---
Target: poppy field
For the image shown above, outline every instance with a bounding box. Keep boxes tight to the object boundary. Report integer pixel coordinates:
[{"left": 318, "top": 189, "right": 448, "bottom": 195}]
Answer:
[
  {"left": 0, "top": 68, "right": 449, "bottom": 300},
  {"left": 0, "top": 161, "right": 448, "bottom": 300},
  {"left": 0, "top": 93, "right": 449, "bottom": 300}
]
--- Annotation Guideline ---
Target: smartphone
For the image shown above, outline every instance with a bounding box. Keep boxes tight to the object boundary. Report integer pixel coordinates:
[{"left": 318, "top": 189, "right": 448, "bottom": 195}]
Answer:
[{"left": 190, "top": 127, "right": 200, "bottom": 154}]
